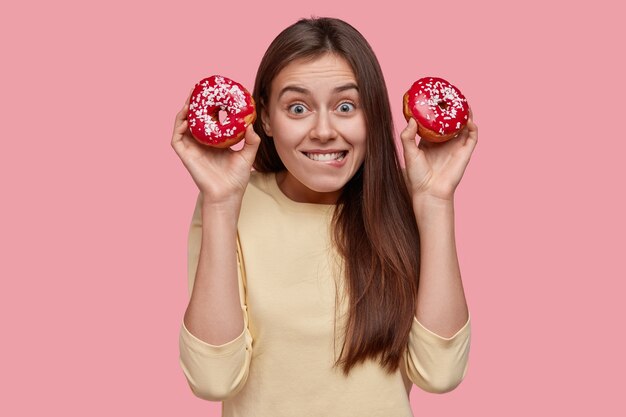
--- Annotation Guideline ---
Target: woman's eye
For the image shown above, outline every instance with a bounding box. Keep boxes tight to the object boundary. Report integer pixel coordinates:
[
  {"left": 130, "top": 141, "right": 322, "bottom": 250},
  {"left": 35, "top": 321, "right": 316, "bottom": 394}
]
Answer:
[
  {"left": 337, "top": 102, "right": 355, "bottom": 112},
  {"left": 288, "top": 104, "right": 307, "bottom": 115}
]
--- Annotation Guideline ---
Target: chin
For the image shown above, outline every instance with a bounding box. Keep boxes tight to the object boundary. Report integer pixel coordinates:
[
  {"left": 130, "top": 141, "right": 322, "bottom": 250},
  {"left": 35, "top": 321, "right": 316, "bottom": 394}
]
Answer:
[{"left": 305, "top": 176, "right": 351, "bottom": 193}]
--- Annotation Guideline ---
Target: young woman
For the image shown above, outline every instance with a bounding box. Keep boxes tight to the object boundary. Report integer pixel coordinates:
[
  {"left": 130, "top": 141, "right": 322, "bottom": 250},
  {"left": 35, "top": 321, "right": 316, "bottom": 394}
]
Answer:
[{"left": 171, "top": 17, "right": 477, "bottom": 417}]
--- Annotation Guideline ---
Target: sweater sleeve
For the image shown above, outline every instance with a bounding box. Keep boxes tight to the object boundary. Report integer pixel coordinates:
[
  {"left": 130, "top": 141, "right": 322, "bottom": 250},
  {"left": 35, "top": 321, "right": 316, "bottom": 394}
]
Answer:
[
  {"left": 404, "top": 313, "right": 471, "bottom": 393},
  {"left": 178, "top": 192, "right": 253, "bottom": 401}
]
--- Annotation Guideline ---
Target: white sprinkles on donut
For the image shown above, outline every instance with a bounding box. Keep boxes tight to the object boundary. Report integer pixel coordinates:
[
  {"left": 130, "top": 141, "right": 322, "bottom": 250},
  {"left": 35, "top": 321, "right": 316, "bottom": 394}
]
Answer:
[
  {"left": 408, "top": 77, "right": 469, "bottom": 136},
  {"left": 187, "top": 75, "right": 256, "bottom": 146}
]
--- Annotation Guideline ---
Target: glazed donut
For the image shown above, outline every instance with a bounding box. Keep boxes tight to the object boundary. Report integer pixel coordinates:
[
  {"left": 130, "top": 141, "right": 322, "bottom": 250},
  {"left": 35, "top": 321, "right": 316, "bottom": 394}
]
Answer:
[
  {"left": 403, "top": 77, "right": 469, "bottom": 143},
  {"left": 187, "top": 75, "right": 257, "bottom": 148}
]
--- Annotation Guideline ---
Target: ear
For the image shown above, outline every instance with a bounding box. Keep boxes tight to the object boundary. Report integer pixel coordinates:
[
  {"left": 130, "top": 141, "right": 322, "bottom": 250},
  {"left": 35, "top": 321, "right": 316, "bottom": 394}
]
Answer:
[{"left": 261, "top": 108, "right": 273, "bottom": 137}]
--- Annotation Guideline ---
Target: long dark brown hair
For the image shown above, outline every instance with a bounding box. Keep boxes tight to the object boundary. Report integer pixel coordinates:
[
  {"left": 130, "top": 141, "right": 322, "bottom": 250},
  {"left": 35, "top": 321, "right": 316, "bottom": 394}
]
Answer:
[{"left": 252, "top": 17, "right": 421, "bottom": 376}]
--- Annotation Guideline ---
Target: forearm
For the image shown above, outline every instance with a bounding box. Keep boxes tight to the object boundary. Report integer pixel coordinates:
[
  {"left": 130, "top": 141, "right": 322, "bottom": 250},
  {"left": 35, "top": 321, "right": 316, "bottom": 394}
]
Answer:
[
  {"left": 183, "top": 201, "right": 244, "bottom": 345},
  {"left": 413, "top": 197, "right": 469, "bottom": 338}
]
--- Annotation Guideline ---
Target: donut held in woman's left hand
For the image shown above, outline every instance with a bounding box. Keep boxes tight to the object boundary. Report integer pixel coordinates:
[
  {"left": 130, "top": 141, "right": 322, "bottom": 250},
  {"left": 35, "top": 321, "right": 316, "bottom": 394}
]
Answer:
[
  {"left": 187, "top": 75, "right": 257, "bottom": 148},
  {"left": 403, "top": 77, "right": 469, "bottom": 143}
]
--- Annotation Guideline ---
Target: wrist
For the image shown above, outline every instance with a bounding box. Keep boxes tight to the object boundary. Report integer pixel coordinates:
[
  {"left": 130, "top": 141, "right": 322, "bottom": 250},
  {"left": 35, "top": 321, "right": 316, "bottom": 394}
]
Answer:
[
  {"left": 413, "top": 194, "right": 455, "bottom": 210},
  {"left": 201, "top": 199, "right": 241, "bottom": 225},
  {"left": 412, "top": 195, "right": 455, "bottom": 225}
]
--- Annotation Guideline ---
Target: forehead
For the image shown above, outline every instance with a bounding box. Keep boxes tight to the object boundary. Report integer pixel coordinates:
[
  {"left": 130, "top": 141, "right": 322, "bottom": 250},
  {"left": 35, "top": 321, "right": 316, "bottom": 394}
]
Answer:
[{"left": 270, "top": 54, "right": 357, "bottom": 98}]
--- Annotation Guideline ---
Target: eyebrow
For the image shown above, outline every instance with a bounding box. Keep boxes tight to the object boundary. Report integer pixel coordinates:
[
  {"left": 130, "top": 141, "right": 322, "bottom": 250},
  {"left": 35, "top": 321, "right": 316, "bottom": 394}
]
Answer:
[{"left": 277, "top": 83, "right": 359, "bottom": 100}]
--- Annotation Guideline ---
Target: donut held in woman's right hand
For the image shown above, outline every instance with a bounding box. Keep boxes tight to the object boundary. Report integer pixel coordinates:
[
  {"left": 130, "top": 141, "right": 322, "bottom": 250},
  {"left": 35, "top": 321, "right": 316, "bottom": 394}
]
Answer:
[
  {"left": 402, "top": 77, "right": 469, "bottom": 143},
  {"left": 187, "top": 75, "right": 257, "bottom": 148}
]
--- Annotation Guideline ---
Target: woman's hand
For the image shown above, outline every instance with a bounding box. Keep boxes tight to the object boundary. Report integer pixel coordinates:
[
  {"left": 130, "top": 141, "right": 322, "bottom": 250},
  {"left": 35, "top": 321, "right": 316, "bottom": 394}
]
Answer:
[
  {"left": 400, "top": 111, "right": 478, "bottom": 203},
  {"left": 171, "top": 89, "right": 261, "bottom": 207}
]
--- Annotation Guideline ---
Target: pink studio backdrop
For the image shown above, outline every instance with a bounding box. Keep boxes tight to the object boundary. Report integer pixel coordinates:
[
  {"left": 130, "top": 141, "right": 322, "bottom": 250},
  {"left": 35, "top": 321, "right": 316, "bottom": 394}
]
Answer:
[{"left": 1, "top": 0, "right": 624, "bottom": 415}]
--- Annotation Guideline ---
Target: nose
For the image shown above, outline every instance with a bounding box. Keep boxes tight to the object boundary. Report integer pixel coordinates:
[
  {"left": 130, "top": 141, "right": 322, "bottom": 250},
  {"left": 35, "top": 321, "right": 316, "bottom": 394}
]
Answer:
[{"left": 310, "top": 111, "right": 337, "bottom": 142}]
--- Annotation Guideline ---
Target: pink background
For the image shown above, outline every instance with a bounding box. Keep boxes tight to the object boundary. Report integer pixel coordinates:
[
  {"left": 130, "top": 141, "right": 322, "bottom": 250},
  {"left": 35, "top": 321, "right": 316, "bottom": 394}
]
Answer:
[{"left": 2, "top": 0, "right": 625, "bottom": 415}]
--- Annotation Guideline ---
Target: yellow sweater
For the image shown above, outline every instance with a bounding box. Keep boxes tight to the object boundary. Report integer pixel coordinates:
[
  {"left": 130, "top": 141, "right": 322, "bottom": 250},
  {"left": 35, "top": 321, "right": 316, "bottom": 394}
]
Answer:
[{"left": 179, "top": 171, "right": 471, "bottom": 417}]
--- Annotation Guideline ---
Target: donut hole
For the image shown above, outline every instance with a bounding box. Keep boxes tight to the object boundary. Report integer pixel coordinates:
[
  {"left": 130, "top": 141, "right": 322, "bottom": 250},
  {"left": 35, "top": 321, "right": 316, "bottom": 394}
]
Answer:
[
  {"left": 437, "top": 101, "right": 448, "bottom": 110},
  {"left": 218, "top": 109, "right": 229, "bottom": 125}
]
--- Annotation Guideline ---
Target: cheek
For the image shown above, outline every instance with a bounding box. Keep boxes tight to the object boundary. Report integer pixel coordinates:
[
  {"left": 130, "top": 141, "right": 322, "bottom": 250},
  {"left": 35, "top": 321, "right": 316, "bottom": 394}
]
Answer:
[
  {"left": 348, "top": 121, "right": 367, "bottom": 163},
  {"left": 271, "top": 125, "right": 302, "bottom": 159},
  {"left": 271, "top": 116, "right": 309, "bottom": 147},
  {"left": 338, "top": 118, "right": 367, "bottom": 146}
]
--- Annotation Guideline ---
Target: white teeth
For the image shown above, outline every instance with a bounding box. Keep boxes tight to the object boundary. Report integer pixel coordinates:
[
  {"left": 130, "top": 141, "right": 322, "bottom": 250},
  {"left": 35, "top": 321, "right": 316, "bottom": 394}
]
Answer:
[{"left": 304, "top": 152, "right": 346, "bottom": 161}]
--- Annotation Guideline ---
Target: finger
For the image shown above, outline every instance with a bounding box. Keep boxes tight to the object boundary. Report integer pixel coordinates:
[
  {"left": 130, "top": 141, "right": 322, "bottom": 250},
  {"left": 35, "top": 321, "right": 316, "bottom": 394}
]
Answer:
[
  {"left": 456, "top": 124, "right": 469, "bottom": 141},
  {"left": 172, "top": 109, "right": 191, "bottom": 149},
  {"left": 171, "top": 119, "right": 189, "bottom": 151},
  {"left": 452, "top": 125, "right": 477, "bottom": 171},
  {"left": 239, "top": 124, "right": 262, "bottom": 165},
  {"left": 173, "top": 102, "right": 190, "bottom": 132},
  {"left": 448, "top": 124, "right": 477, "bottom": 177},
  {"left": 400, "top": 118, "right": 418, "bottom": 143},
  {"left": 175, "top": 104, "right": 189, "bottom": 122},
  {"left": 468, "top": 116, "right": 478, "bottom": 134},
  {"left": 174, "top": 88, "right": 195, "bottom": 129},
  {"left": 173, "top": 118, "right": 189, "bottom": 135},
  {"left": 171, "top": 87, "right": 196, "bottom": 152},
  {"left": 174, "top": 104, "right": 190, "bottom": 132},
  {"left": 399, "top": 118, "right": 422, "bottom": 162},
  {"left": 463, "top": 118, "right": 478, "bottom": 151}
]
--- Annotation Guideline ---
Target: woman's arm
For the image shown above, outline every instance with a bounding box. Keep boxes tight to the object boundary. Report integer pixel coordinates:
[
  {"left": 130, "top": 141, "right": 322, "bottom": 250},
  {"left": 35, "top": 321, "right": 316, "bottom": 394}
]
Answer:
[
  {"left": 178, "top": 193, "right": 253, "bottom": 401},
  {"left": 413, "top": 197, "right": 469, "bottom": 338},
  {"left": 399, "top": 115, "right": 478, "bottom": 337},
  {"left": 399, "top": 116, "right": 477, "bottom": 392},
  {"left": 170, "top": 90, "right": 259, "bottom": 343},
  {"left": 171, "top": 94, "right": 260, "bottom": 400},
  {"left": 183, "top": 196, "right": 245, "bottom": 344}
]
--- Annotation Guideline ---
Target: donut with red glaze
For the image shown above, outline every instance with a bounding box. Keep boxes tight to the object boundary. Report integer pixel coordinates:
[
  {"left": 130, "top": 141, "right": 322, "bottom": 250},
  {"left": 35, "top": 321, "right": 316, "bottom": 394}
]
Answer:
[
  {"left": 403, "top": 77, "right": 469, "bottom": 143},
  {"left": 187, "top": 75, "right": 256, "bottom": 148}
]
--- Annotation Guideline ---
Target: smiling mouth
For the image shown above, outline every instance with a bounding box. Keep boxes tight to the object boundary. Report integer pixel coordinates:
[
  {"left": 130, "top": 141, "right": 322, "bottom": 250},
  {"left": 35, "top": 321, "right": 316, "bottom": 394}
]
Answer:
[{"left": 303, "top": 151, "right": 347, "bottom": 161}]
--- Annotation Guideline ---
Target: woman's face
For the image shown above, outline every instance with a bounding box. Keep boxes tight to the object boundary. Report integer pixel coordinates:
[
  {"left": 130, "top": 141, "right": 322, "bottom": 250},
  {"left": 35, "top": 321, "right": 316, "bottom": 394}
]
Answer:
[{"left": 262, "top": 53, "right": 366, "bottom": 204}]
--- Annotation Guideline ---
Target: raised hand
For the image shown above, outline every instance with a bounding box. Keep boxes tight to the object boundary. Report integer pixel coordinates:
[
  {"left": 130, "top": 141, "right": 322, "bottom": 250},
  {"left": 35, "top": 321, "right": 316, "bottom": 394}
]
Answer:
[
  {"left": 400, "top": 110, "right": 478, "bottom": 202},
  {"left": 171, "top": 90, "right": 261, "bottom": 207}
]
